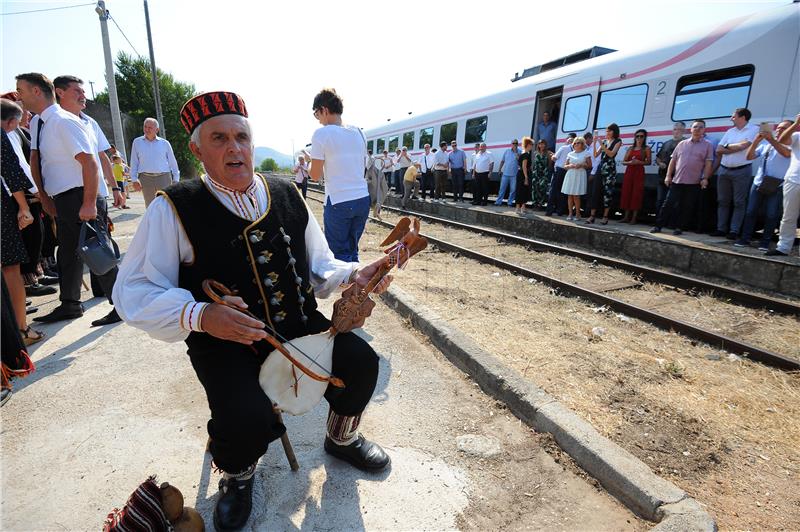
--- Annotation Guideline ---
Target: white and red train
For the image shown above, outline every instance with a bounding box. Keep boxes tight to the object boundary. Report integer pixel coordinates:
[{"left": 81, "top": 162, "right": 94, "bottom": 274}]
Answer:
[{"left": 362, "top": 1, "right": 800, "bottom": 211}]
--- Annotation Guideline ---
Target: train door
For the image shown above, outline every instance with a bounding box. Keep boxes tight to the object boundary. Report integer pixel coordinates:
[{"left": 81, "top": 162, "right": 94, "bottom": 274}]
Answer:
[{"left": 531, "top": 86, "right": 562, "bottom": 142}]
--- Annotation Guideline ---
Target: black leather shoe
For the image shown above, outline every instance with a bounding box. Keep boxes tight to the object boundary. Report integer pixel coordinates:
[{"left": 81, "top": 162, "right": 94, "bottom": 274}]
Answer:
[
  {"left": 765, "top": 249, "right": 788, "bottom": 257},
  {"left": 213, "top": 475, "right": 254, "bottom": 531},
  {"left": 1, "top": 388, "right": 11, "bottom": 407},
  {"left": 33, "top": 303, "right": 83, "bottom": 323},
  {"left": 91, "top": 308, "right": 122, "bottom": 327},
  {"left": 26, "top": 305, "right": 38, "bottom": 315},
  {"left": 25, "top": 283, "right": 57, "bottom": 297},
  {"left": 324, "top": 434, "right": 391, "bottom": 471},
  {"left": 39, "top": 275, "right": 59, "bottom": 286}
]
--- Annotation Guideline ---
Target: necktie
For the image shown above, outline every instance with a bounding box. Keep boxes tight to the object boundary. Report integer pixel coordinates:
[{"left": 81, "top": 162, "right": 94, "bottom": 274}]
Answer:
[{"left": 35, "top": 118, "right": 45, "bottom": 178}]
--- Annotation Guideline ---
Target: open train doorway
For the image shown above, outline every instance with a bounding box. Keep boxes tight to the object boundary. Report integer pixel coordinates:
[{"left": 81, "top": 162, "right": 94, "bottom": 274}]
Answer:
[{"left": 531, "top": 86, "right": 563, "bottom": 147}]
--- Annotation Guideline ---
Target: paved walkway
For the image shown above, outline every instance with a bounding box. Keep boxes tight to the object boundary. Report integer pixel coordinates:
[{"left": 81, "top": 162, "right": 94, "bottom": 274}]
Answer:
[{"left": 1, "top": 194, "right": 639, "bottom": 530}]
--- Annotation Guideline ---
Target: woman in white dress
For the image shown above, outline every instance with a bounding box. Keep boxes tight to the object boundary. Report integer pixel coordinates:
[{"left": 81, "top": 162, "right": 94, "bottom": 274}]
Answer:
[{"left": 561, "top": 137, "right": 592, "bottom": 221}]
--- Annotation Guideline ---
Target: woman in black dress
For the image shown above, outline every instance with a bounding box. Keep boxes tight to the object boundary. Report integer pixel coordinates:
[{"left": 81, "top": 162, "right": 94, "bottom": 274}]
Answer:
[
  {"left": 1, "top": 129, "right": 43, "bottom": 346},
  {"left": 515, "top": 136, "right": 534, "bottom": 215}
]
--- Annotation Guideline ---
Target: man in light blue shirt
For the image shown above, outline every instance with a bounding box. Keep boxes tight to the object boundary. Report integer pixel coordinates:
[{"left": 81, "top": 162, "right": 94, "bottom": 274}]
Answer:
[
  {"left": 495, "top": 139, "right": 519, "bottom": 207},
  {"left": 448, "top": 140, "right": 467, "bottom": 202},
  {"left": 537, "top": 112, "right": 557, "bottom": 152},
  {"left": 129, "top": 117, "right": 180, "bottom": 207},
  {"left": 735, "top": 119, "right": 792, "bottom": 250}
]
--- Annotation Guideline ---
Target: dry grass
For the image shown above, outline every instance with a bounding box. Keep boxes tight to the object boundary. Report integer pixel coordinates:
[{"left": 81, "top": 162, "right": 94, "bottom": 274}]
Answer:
[
  {"left": 308, "top": 200, "right": 800, "bottom": 531},
  {"left": 377, "top": 209, "right": 800, "bottom": 360}
]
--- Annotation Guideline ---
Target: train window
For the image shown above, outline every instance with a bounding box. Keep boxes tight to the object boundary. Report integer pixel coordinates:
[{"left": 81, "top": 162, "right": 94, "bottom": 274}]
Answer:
[
  {"left": 595, "top": 83, "right": 648, "bottom": 128},
  {"left": 367, "top": 140, "right": 374, "bottom": 153},
  {"left": 562, "top": 95, "right": 591, "bottom": 132},
  {"left": 388, "top": 136, "right": 399, "bottom": 152},
  {"left": 465, "top": 116, "right": 488, "bottom": 143},
  {"left": 672, "top": 65, "right": 754, "bottom": 121},
  {"left": 440, "top": 122, "right": 457, "bottom": 144},
  {"left": 419, "top": 127, "right": 433, "bottom": 149},
  {"left": 376, "top": 138, "right": 385, "bottom": 152},
  {"left": 402, "top": 131, "right": 414, "bottom": 150}
]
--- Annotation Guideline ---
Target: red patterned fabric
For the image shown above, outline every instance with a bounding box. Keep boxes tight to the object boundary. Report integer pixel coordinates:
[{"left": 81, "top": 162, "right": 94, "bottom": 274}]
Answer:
[
  {"left": 180, "top": 91, "right": 248, "bottom": 134},
  {"left": 103, "top": 476, "right": 170, "bottom": 532}
]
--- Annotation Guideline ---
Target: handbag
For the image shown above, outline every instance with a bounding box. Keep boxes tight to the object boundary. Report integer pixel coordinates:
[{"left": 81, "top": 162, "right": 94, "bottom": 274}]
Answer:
[
  {"left": 756, "top": 146, "right": 782, "bottom": 195},
  {"left": 77, "top": 220, "right": 121, "bottom": 275}
]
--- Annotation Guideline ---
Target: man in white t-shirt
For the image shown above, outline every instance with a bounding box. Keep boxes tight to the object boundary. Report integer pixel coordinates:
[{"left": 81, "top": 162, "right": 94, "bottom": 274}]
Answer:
[
  {"left": 546, "top": 133, "right": 576, "bottom": 215},
  {"left": 471, "top": 143, "right": 493, "bottom": 205},
  {"left": 51, "top": 74, "right": 124, "bottom": 325},
  {"left": 417, "top": 143, "right": 436, "bottom": 200},
  {"left": 768, "top": 113, "right": 800, "bottom": 257},
  {"left": 713, "top": 107, "right": 759, "bottom": 238},
  {"left": 309, "top": 88, "right": 370, "bottom": 262}
]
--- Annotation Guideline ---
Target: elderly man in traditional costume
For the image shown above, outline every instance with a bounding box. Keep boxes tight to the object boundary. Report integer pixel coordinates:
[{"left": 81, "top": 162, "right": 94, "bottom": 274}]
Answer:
[{"left": 113, "top": 92, "right": 391, "bottom": 531}]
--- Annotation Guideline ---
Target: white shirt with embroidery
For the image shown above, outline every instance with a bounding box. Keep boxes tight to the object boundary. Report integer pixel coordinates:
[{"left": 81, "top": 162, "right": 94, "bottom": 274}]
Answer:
[{"left": 112, "top": 174, "right": 357, "bottom": 343}]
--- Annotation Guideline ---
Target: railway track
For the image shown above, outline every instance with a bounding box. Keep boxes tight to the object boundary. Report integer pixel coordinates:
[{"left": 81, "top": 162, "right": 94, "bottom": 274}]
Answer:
[{"left": 305, "top": 189, "right": 799, "bottom": 371}]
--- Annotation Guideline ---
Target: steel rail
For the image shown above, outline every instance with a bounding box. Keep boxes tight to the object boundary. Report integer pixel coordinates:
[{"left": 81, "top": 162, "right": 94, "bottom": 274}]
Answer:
[
  {"left": 306, "top": 188, "right": 796, "bottom": 316},
  {"left": 306, "top": 192, "right": 799, "bottom": 371}
]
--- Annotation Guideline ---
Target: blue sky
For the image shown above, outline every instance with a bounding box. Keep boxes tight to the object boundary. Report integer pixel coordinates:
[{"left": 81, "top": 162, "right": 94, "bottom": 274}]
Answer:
[{"left": 1, "top": 0, "right": 790, "bottom": 153}]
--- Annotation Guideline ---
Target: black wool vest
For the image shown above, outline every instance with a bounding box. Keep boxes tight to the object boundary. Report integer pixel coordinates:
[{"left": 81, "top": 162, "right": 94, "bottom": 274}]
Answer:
[{"left": 160, "top": 175, "right": 323, "bottom": 354}]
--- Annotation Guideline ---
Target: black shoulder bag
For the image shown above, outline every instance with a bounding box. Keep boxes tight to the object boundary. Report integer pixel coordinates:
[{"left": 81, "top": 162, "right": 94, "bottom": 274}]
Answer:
[{"left": 757, "top": 146, "right": 782, "bottom": 195}]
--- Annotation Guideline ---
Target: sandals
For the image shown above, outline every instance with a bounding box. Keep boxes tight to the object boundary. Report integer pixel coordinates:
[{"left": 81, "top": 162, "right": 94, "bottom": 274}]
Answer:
[
  {"left": 601, "top": 218, "right": 609, "bottom": 225},
  {"left": 20, "top": 326, "right": 45, "bottom": 346},
  {"left": 585, "top": 217, "right": 595, "bottom": 224}
]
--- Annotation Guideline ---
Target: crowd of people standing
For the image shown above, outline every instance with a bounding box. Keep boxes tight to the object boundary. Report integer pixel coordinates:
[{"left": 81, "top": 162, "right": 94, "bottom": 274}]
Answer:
[{"left": 360, "top": 107, "right": 799, "bottom": 257}]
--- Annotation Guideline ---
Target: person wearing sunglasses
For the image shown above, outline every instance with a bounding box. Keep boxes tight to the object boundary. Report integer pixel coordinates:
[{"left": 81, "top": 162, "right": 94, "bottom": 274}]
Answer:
[{"left": 620, "top": 129, "right": 651, "bottom": 224}]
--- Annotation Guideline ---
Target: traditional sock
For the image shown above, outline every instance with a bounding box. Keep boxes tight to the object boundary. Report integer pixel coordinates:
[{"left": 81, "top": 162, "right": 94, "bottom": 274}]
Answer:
[
  {"left": 222, "top": 463, "right": 256, "bottom": 482},
  {"left": 326, "top": 410, "right": 361, "bottom": 446}
]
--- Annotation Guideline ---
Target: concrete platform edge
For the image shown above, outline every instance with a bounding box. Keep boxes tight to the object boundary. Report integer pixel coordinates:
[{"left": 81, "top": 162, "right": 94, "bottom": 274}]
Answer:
[{"left": 380, "top": 286, "right": 717, "bottom": 530}]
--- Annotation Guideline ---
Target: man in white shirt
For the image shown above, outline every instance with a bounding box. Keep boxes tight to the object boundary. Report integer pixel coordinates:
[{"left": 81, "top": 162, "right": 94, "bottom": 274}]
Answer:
[
  {"left": 114, "top": 91, "right": 392, "bottom": 530},
  {"left": 713, "top": 107, "right": 759, "bottom": 238},
  {"left": 547, "top": 133, "right": 576, "bottom": 216},
  {"left": 51, "top": 75, "right": 125, "bottom": 326},
  {"left": 417, "top": 143, "right": 435, "bottom": 200},
  {"left": 433, "top": 141, "right": 450, "bottom": 201},
  {"left": 769, "top": 113, "right": 800, "bottom": 256},
  {"left": 309, "top": 88, "right": 371, "bottom": 262},
  {"left": 16, "top": 72, "right": 108, "bottom": 324},
  {"left": 129, "top": 117, "right": 180, "bottom": 207},
  {"left": 471, "top": 143, "right": 494, "bottom": 206},
  {"left": 396, "top": 147, "right": 413, "bottom": 197}
]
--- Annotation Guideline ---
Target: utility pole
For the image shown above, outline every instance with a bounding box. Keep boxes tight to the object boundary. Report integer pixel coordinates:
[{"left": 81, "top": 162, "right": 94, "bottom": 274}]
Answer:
[
  {"left": 88, "top": 81, "right": 96, "bottom": 100},
  {"left": 143, "top": 0, "right": 165, "bottom": 138},
  {"left": 95, "top": 1, "right": 126, "bottom": 159}
]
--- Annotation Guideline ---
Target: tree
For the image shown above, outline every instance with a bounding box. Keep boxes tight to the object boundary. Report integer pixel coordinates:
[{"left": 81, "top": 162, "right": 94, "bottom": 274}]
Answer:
[
  {"left": 258, "top": 158, "right": 278, "bottom": 173},
  {"left": 97, "top": 52, "right": 199, "bottom": 178}
]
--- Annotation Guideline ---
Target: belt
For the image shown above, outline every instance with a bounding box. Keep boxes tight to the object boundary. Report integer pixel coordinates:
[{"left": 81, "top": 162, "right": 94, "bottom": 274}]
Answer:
[
  {"left": 720, "top": 164, "right": 750, "bottom": 170},
  {"left": 138, "top": 171, "right": 170, "bottom": 176},
  {"left": 53, "top": 186, "right": 83, "bottom": 199}
]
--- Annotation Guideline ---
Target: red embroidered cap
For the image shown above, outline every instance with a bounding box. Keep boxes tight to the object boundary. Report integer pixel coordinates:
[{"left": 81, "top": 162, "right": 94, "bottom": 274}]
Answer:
[{"left": 180, "top": 91, "right": 248, "bottom": 134}]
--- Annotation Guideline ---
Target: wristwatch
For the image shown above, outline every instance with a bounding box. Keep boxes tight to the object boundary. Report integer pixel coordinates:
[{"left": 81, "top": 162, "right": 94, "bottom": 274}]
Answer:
[{"left": 723, "top": 144, "right": 729, "bottom": 150}]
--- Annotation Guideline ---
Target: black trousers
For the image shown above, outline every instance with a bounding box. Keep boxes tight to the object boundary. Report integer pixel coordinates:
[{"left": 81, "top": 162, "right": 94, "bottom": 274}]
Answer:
[
  {"left": 420, "top": 170, "right": 434, "bottom": 199},
  {"left": 188, "top": 311, "right": 379, "bottom": 473},
  {"left": 20, "top": 201, "right": 43, "bottom": 276},
  {"left": 53, "top": 188, "right": 118, "bottom": 305},
  {"left": 656, "top": 183, "right": 700, "bottom": 230},
  {"left": 546, "top": 167, "right": 568, "bottom": 215},
  {"left": 473, "top": 172, "right": 489, "bottom": 203},
  {"left": 41, "top": 212, "right": 57, "bottom": 259}
]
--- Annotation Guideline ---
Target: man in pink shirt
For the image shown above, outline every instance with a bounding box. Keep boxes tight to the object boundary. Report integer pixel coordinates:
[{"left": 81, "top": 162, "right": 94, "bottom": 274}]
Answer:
[{"left": 650, "top": 120, "right": 713, "bottom": 235}]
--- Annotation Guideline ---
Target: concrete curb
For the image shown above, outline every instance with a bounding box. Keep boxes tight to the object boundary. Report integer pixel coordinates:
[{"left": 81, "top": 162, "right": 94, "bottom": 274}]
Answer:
[{"left": 380, "top": 286, "right": 716, "bottom": 530}]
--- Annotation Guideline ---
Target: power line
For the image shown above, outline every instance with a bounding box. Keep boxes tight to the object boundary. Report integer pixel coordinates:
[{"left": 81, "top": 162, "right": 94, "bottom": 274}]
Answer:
[
  {"left": 1, "top": 2, "right": 95, "bottom": 16},
  {"left": 108, "top": 13, "right": 142, "bottom": 58}
]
